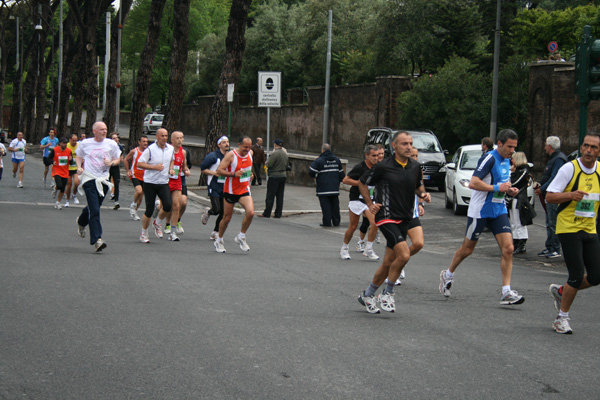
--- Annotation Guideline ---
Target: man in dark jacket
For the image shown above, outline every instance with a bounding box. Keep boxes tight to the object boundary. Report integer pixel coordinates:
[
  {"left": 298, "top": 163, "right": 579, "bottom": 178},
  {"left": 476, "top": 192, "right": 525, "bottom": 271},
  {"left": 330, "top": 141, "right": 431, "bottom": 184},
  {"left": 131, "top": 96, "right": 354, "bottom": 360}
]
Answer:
[
  {"left": 260, "top": 139, "right": 289, "bottom": 218},
  {"left": 251, "top": 137, "right": 265, "bottom": 185},
  {"left": 535, "top": 136, "right": 568, "bottom": 259},
  {"left": 309, "top": 143, "right": 345, "bottom": 226}
]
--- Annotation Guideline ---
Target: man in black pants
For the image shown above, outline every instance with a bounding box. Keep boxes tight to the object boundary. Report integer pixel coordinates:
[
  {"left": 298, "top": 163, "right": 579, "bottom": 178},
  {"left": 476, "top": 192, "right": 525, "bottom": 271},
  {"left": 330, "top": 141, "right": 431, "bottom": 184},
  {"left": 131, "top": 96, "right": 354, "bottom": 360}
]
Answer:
[
  {"left": 356, "top": 131, "right": 431, "bottom": 314},
  {"left": 260, "top": 139, "right": 288, "bottom": 218},
  {"left": 201, "top": 136, "right": 230, "bottom": 239},
  {"left": 309, "top": 143, "right": 345, "bottom": 227}
]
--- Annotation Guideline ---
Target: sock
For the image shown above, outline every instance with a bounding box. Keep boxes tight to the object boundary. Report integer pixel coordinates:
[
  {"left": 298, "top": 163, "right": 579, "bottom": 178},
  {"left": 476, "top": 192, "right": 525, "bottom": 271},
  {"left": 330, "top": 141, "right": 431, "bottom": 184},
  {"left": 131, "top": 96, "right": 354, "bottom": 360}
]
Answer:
[
  {"left": 445, "top": 270, "right": 454, "bottom": 279},
  {"left": 142, "top": 228, "right": 148, "bottom": 235},
  {"left": 559, "top": 310, "right": 569, "bottom": 318},
  {"left": 366, "top": 241, "right": 374, "bottom": 250},
  {"left": 342, "top": 243, "right": 349, "bottom": 250},
  {"left": 239, "top": 232, "right": 246, "bottom": 239},
  {"left": 357, "top": 239, "right": 365, "bottom": 245},
  {"left": 365, "top": 282, "right": 379, "bottom": 297},
  {"left": 383, "top": 281, "right": 395, "bottom": 295},
  {"left": 502, "top": 285, "right": 511, "bottom": 295},
  {"left": 131, "top": 202, "right": 136, "bottom": 208}
]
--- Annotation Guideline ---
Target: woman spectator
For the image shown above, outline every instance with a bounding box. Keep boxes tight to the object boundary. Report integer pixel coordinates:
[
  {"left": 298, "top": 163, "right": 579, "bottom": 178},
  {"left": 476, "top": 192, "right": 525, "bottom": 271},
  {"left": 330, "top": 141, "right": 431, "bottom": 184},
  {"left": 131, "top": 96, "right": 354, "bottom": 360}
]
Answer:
[{"left": 508, "top": 152, "right": 532, "bottom": 254}]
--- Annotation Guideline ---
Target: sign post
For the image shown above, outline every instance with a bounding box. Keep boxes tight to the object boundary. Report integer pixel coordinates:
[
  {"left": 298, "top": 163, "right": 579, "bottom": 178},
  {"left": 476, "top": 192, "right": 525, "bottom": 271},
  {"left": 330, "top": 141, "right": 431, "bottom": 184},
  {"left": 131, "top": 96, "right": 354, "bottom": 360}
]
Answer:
[
  {"left": 258, "top": 72, "right": 281, "bottom": 155},
  {"left": 227, "top": 83, "right": 235, "bottom": 138}
]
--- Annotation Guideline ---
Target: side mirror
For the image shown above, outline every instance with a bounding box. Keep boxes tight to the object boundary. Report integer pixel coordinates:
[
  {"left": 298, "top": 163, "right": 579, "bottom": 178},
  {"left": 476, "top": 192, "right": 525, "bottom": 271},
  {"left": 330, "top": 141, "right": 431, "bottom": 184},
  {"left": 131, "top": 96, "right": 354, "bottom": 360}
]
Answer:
[{"left": 446, "top": 162, "right": 456, "bottom": 170}]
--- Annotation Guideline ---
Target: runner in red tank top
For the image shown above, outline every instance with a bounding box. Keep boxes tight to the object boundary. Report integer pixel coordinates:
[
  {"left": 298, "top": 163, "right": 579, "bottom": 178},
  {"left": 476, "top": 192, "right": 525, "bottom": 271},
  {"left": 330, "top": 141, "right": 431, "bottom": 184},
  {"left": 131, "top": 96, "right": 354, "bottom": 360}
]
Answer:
[
  {"left": 51, "top": 138, "right": 72, "bottom": 209},
  {"left": 214, "top": 136, "right": 256, "bottom": 253},
  {"left": 123, "top": 135, "right": 149, "bottom": 220},
  {"left": 165, "top": 131, "right": 190, "bottom": 241}
]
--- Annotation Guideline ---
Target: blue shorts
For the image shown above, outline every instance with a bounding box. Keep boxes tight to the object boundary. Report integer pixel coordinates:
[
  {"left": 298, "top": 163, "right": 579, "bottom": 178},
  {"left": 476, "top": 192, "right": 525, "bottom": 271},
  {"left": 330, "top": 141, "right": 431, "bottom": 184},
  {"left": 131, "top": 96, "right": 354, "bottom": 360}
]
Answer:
[
  {"left": 465, "top": 214, "right": 511, "bottom": 241},
  {"left": 12, "top": 157, "right": 25, "bottom": 164}
]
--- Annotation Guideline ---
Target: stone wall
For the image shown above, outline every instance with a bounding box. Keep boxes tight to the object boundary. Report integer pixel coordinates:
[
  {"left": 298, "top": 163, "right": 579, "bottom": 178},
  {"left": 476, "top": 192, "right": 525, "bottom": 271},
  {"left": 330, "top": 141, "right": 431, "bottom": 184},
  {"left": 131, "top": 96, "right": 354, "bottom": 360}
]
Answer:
[
  {"left": 178, "top": 76, "right": 414, "bottom": 159},
  {"left": 527, "top": 61, "right": 600, "bottom": 171}
]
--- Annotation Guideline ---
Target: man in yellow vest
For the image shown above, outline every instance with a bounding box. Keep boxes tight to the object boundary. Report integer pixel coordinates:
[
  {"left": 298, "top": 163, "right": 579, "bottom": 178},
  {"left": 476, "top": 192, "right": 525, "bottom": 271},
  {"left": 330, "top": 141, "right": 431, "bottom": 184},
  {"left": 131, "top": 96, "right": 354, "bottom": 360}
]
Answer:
[{"left": 546, "top": 133, "right": 600, "bottom": 334}]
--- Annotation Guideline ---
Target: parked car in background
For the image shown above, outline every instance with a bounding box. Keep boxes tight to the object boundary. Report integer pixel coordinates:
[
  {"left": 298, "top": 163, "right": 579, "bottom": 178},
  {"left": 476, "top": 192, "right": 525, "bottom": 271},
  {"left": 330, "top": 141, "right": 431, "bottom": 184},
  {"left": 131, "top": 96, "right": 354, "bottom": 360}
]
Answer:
[
  {"left": 0, "top": 128, "right": 6, "bottom": 143},
  {"left": 365, "top": 127, "right": 447, "bottom": 191},
  {"left": 444, "top": 144, "right": 535, "bottom": 215},
  {"left": 143, "top": 113, "right": 164, "bottom": 134}
]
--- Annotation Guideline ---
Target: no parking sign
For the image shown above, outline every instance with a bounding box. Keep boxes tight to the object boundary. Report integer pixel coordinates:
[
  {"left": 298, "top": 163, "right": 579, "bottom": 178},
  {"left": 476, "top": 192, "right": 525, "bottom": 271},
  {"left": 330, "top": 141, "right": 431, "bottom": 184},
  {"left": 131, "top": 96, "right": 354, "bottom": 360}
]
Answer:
[{"left": 548, "top": 41, "right": 558, "bottom": 53}]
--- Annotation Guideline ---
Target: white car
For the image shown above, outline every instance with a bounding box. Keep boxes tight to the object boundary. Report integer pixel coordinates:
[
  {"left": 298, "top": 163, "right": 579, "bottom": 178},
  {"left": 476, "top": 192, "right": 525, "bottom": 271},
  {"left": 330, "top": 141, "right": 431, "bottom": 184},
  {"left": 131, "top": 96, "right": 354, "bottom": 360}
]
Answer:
[
  {"left": 444, "top": 144, "right": 534, "bottom": 215},
  {"left": 143, "top": 113, "right": 164, "bottom": 134}
]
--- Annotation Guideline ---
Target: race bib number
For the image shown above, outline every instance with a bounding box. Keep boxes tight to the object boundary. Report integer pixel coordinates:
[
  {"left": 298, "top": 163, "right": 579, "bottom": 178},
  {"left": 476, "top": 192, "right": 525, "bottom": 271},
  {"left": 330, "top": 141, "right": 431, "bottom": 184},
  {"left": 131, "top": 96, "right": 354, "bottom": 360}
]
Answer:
[
  {"left": 492, "top": 190, "right": 505, "bottom": 204},
  {"left": 217, "top": 176, "right": 226, "bottom": 184},
  {"left": 239, "top": 167, "right": 252, "bottom": 183},
  {"left": 574, "top": 193, "right": 599, "bottom": 218},
  {"left": 14, "top": 148, "right": 25, "bottom": 160},
  {"left": 169, "top": 165, "right": 180, "bottom": 179},
  {"left": 58, "top": 156, "right": 68, "bottom": 166},
  {"left": 368, "top": 186, "right": 375, "bottom": 199}
]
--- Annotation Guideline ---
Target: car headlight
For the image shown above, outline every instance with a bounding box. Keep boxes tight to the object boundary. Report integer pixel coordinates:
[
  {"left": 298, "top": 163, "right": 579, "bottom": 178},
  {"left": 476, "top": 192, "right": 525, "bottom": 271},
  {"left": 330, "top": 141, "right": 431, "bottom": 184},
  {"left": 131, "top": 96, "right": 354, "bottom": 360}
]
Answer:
[
  {"left": 459, "top": 179, "right": 470, "bottom": 188},
  {"left": 439, "top": 165, "right": 447, "bottom": 173}
]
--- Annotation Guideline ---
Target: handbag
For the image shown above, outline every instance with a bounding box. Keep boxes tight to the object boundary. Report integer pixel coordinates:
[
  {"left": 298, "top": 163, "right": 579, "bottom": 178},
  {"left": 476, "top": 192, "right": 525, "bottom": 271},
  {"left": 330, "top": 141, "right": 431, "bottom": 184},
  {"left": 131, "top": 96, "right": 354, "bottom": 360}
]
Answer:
[{"left": 519, "top": 197, "right": 537, "bottom": 226}]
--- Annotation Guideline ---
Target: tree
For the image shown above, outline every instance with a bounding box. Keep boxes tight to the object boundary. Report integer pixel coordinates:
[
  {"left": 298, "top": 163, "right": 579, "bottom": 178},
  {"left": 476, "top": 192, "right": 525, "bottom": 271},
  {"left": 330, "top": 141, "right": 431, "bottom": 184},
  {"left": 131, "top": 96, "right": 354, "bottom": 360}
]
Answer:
[
  {"left": 129, "top": 0, "right": 168, "bottom": 145},
  {"left": 161, "top": 0, "right": 191, "bottom": 132},
  {"left": 200, "top": 0, "right": 252, "bottom": 184},
  {"left": 0, "top": 0, "right": 17, "bottom": 130}
]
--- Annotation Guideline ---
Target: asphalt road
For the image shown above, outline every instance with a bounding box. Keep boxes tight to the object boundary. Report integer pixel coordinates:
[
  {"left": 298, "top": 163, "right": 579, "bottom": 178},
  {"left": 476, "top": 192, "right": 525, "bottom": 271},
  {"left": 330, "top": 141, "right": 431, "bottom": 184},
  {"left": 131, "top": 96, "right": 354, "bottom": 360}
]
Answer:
[{"left": 1, "top": 157, "right": 599, "bottom": 399}]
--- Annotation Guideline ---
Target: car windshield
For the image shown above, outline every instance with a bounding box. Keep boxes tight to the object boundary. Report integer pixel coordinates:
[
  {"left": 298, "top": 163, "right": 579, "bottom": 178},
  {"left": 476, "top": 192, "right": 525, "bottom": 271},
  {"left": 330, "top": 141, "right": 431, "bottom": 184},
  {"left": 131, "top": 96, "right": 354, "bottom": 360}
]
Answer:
[
  {"left": 152, "top": 115, "right": 163, "bottom": 121},
  {"left": 367, "top": 130, "right": 391, "bottom": 148},
  {"left": 460, "top": 149, "right": 483, "bottom": 170},
  {"left": 412, "top": 134, "right": 442, "bottom": 153}
]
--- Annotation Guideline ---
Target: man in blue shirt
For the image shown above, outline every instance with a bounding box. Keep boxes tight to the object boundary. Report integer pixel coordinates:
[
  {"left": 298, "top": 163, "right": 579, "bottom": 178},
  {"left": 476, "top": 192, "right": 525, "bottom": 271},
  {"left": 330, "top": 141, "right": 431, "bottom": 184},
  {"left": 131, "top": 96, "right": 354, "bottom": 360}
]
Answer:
[
  {"left": 40, "top": 128, "right": 59, "bottom": 186},
  {"left": 440, "top": 129, "right": 525, "bottom": 305}
]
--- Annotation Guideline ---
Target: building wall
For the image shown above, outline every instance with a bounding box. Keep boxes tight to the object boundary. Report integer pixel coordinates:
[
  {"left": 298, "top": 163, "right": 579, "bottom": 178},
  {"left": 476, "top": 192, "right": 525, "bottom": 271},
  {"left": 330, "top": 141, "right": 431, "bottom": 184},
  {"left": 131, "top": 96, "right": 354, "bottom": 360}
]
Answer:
[{"left": 527, "top": 61, "right": 600, "bottom": 171}]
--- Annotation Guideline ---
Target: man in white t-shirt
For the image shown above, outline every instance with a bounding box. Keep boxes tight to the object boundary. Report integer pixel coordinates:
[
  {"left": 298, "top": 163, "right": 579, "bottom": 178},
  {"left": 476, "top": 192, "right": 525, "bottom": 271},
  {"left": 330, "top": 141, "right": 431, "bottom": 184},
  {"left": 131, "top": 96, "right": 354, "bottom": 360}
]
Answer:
[
  {"left": 8, "top": 132, "right": 28, "bottom": 188},
  {"left": 75, "top": 121, "right": 121, "bottom": 252},
  {"left": 137, "top": 128, "right": 175, "bottom": 243}
]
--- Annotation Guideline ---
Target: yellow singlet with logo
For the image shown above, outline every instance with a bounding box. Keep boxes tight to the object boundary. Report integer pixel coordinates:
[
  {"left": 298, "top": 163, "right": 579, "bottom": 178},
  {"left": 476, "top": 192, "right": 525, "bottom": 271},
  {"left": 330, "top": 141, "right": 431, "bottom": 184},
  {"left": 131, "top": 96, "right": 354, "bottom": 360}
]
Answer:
[{"left": 556, "top": 159, "right": 600, "bottom": 234}]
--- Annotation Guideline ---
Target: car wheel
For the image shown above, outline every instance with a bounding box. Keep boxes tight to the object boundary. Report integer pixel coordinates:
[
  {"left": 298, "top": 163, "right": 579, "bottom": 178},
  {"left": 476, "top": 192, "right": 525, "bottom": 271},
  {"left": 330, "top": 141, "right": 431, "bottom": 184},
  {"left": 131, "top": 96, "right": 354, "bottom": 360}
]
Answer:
[
  {"left": 453, "top": 189, "right": 466, "bottom": 215},
  {"left": 444, "top": 183, "right": 452, "bottom": 209}
]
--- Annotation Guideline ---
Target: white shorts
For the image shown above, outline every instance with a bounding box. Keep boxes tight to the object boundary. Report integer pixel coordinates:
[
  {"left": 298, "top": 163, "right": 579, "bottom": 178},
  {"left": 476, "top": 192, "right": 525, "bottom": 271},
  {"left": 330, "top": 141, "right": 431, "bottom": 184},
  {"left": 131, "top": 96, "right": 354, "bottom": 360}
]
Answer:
[{"left": 348, "top": 200, "right": 369, "bottom": 216}]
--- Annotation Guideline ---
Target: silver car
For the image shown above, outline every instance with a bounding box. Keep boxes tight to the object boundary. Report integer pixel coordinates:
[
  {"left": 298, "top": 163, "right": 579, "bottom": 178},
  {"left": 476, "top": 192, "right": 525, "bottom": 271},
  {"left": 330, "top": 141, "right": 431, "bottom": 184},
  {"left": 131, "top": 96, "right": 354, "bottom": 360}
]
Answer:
[{"left": 143, "top": 113, "right": 164, "bottom": 134}]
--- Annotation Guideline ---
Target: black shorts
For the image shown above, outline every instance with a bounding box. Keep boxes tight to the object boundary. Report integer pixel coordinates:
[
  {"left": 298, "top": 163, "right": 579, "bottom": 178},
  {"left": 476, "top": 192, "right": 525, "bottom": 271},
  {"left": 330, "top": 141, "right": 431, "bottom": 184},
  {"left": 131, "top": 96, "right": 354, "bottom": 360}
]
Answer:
[
  {"left": 378, "top": 221, "right": 410, "bottom": 249},
  {"left": 132, "top": 178, "right": 143, "bottom": 187},
  {"left": 224, "top": 192, "right": 250, "bottom": 204},
  {"left": 142, "top": 182, "right": 172, "bottom": 217},
  {"left": 68, "top": 169, "right": 77, "bottom": 176},
  {"left": 408, "top": 217, "right": 421, "bottom": 230},
  {"left": 181, "top": 184, "right": 188, "bottom": 197},
  {"left": 54, "top": 175, "right": 68, "bottom": 193},
  {"left": 559, "top": 232, "right": 600, "bottom": 288},
  {"left": 43, "top": 156, "right": 53, "bottom": 166}
]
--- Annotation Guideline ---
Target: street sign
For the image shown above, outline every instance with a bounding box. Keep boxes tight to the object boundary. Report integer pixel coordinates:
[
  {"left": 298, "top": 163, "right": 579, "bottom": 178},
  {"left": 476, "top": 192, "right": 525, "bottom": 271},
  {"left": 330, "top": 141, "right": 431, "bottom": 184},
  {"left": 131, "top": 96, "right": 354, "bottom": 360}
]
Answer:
[
  {"left": 548, "top": 41, "right": 558, "bottom": 53},
  {"left": 258, "top": 71, "right": 281, "bottom": 108},
  {"left": 227, "top": 83, "right": 234, "bottom": 103}
]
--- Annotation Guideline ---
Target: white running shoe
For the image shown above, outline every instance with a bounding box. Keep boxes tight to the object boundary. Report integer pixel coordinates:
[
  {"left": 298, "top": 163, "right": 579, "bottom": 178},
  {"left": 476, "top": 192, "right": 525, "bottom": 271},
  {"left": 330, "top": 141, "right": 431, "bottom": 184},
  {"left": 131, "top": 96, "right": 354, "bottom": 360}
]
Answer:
[
  {"left": 130, "top": 204, "right": 137, "bottom": 220},
  {"left": 164, "top": 224, "right": 172, "bottom": 234},
  {"left": 73, "top": 195, "right": 79, "bottom": 204},
  {"left": 64, "top": 201, "right": 70, "bottom": 208},
  {"left": 500, "top": 290, "right": 525, "bottom": 305},
  {"left": 94, "top": 238, "right": 107, "bottom": 252},
  {"left": 378, "top": 292, "right": 396, "bottom": 312},
  {"left": 51, "top": 188, "right": 57, "bottom": 197},
  {"left": 375, "top": 232, "right": 382, "bottom": 244},
  {"left": 439, "top": 270, "right": 453, "bottom": 298},
  {"left": 340, "top": 247, "right": 351, "bottom": 260},
  {"left": 140, "top": 233, "right": 150, "bottom": 243},
  {"left": 152, "top": 199, "right": 160, "bottom": 219},
  {"left": 55, "top": 201, "right": 62, "bottom": 210},
  {"left": 549, "top": 284, "right": 562, "bottom": 313},
  {"left": 357, "top": 291, "right": 380, "bottom": 314},
  {"left": 214, "top": 240, "right": 226, "bottom": 253},
  {"left": 152, "top": 219, "right": 163, "bottom": 239},
  {"left": 235, "top": 235, "right": 250, "bottom": 251},
  {"left": 400, "top": 269, "right": 406, "bottom": 279},
  {"left": 384, "top": 278, "right": 402, "bottom": 286},
  {"left": 210, "top": 231, "right": 219, "bottom": 240},
  {"left": 363, "top": 249, "right": 379, "bottom": 260},
  {"left": 553, "top": 316, "right": 573, "bottom": 334},
  {"left": 201, "top": 207, "right": 211, "bottom": 225},
  {"left": 17, "top": 181, "right": 23, "bottom": 188},
  {"left": 76, "top": 217, "right": 86, "bottom": 238},
  {"left": 175, "top": 222, "right": 184, "bottom": 234},
  {"left": 168, "top": 232, "right": 180, "bottom": 241},
  {"left": 355, "top": 240, "right": 365, "bottom": 252}
]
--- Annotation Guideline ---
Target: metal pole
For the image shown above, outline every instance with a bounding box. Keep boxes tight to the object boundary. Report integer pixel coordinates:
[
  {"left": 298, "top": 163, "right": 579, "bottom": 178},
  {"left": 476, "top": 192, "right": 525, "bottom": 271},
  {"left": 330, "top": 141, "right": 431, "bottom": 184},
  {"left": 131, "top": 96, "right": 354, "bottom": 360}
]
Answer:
[
  {"left": 116, "top": 8, "right": 122, "bottom": 133},
  {"left": 58, "top": 0, "right": 63, "bottom": 113},
  {"left": 15, "top": 17, "right": 19, "bottom": 73},
  {"left": 322, "top": 10, "right": 332, "bottom": 145},
  {"left": 102, "top": 12, "right": 110, "bottom": 114},
  {"left": 489, "top": 0, "right": 501, "bottom": 142},
  {"left": 266, "top": 108, "right": 271, "bottom": 155}
]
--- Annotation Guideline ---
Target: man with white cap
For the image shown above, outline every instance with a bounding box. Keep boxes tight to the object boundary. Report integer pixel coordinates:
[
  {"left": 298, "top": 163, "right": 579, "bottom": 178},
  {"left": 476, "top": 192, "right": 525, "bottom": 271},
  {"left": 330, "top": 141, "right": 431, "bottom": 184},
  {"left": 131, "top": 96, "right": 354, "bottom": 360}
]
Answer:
[{"left": 201, "top": 135, "right": 230, "bottom": 239}]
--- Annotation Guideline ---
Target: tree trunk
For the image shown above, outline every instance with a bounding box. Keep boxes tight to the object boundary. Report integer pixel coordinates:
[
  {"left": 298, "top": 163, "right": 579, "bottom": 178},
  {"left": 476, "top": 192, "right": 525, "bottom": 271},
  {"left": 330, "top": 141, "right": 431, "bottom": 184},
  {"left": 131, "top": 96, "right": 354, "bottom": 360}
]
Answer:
[
  {"left": 56, "top": 11, "right": 78, "bottom": 137},
  {"left": 200, "top": 0, "right": 252, "bottom": 185},
  {"left": 129, "top": 0, "right": 168, "bottom": 145},
  {"left": 162, "top": 0, "right": 191, "bottom": 133},
  {"left": 104, "top": 0, "right": 133, "bottom": 133},
  {"left": 70, "top": 59, "right": 86, "bottom": 136}
]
